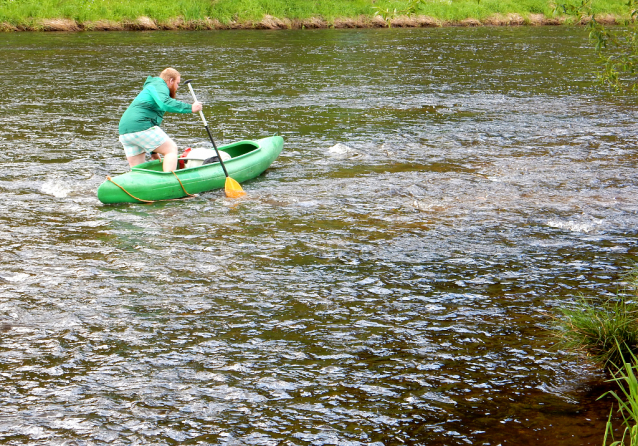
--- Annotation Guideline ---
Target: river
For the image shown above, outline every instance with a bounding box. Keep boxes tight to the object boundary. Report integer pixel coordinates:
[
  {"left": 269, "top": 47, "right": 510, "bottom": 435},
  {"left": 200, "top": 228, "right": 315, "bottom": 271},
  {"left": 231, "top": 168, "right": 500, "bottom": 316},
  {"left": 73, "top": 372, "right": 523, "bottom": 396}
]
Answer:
[{"left": 0, "top": 26, "right": 637, "bottom": 445}]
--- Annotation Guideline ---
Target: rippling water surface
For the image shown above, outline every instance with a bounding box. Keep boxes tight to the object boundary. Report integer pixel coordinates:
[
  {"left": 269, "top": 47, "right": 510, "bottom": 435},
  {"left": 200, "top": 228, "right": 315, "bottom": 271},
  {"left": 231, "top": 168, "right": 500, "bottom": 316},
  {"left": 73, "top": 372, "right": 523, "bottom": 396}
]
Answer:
[{"left": 1, "top": 26, "right": 637, "bottom": 445}]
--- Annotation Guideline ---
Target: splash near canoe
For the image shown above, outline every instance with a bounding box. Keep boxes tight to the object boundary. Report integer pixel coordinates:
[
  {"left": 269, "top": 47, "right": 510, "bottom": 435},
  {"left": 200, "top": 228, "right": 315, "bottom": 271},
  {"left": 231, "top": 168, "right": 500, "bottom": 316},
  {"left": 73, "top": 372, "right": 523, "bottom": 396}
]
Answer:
[{"left": 97, "top": 136, "right": 283, "bottom": 204}]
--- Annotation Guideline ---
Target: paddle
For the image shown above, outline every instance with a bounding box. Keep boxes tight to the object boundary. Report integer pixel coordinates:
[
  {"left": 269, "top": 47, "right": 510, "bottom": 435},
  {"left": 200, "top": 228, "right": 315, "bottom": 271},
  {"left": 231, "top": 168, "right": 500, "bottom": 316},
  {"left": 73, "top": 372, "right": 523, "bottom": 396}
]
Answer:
[{"left": 183, "top": 80, "right": 245, "bottom": 198}]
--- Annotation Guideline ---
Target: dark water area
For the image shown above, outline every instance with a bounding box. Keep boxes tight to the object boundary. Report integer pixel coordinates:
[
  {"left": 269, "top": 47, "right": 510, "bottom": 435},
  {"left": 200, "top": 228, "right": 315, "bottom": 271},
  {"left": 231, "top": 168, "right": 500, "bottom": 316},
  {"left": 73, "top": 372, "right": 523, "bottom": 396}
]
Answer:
[{"left": 0, "top": 26, "right": 637, "bottom": 444}]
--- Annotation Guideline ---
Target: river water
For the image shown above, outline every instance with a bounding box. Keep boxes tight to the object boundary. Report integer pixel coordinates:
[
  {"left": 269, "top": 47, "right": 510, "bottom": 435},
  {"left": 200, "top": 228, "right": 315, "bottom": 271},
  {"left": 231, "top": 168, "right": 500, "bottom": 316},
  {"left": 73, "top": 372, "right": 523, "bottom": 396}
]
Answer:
[{"left": 0, "top": 26, "right": 637, "bottom": 445}]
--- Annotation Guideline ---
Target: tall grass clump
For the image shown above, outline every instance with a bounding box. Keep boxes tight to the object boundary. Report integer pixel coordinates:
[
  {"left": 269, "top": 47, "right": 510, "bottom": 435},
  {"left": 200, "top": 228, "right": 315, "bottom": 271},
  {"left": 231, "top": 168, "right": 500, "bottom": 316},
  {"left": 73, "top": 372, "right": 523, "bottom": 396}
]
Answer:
[
  {"left": 601, "top": 346, "right": 638, "bottom": 446},
  {"left": 555, "top": 268, "right": 638, "bottom": 371},
  {"left": 554, "top": 267, "right": 638, "bottom": 445}
]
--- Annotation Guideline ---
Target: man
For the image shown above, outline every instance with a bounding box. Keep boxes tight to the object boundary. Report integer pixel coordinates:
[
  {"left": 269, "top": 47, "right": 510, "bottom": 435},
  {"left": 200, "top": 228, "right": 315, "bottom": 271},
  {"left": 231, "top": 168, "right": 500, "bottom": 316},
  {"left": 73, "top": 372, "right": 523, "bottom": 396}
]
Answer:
[{"left": 118, "top": 68, "right": 203, "bottom": 172}]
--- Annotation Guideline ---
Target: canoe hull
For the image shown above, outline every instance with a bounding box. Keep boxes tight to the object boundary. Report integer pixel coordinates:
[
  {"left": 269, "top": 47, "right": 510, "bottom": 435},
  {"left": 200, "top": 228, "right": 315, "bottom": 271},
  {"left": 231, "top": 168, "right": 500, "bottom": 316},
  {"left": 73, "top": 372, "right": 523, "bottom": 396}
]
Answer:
[{"left": 97, "top": 136, "right": 283, "bottom": 204}]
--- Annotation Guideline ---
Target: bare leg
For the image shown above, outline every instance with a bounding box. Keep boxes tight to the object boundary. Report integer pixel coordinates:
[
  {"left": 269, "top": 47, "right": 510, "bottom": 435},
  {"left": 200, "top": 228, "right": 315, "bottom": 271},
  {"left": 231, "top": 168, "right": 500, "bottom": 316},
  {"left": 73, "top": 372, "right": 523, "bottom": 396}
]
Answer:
[
  {"left": 127, "top": 153, "right": 146, "bottom": 167},
  {"left": 153, "top": 139, "right": 178, "bottom": 172}
]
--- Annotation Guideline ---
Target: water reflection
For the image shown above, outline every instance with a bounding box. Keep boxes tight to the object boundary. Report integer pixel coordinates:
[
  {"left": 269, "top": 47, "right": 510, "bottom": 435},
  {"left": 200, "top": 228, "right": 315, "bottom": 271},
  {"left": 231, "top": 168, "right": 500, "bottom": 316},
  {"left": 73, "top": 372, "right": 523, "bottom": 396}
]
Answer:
[{"left": 0, "top": 26, "right": 637, "bottom": 444}]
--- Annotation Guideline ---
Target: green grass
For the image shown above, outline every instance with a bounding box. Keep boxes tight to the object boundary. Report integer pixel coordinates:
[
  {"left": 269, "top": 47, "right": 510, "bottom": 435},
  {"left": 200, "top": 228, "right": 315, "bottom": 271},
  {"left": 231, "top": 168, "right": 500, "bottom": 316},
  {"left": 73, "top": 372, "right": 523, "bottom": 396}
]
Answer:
[
  {"left": 0, "top": 0, "right": 633, "bottom": 27},
  {"left": 553, "top": 268, "right": 638, "bottom": 444},
  {"left": 601, "top": 347, "right": 638, "bottom": 446},
  {"left": 207, "top": 0, "right": 376, "bottom": 23},
  {"left": 554, "top": 267, "right": 638, "bottom": 370},
  {"left": 413, "top": 0, "right": 553, "bottom": 20},
  {"left": 556, "top": 295, "right": 638, "bottom": 369},
  {"left": 0, "top": 0, "right": 378, "bottom": 23}
]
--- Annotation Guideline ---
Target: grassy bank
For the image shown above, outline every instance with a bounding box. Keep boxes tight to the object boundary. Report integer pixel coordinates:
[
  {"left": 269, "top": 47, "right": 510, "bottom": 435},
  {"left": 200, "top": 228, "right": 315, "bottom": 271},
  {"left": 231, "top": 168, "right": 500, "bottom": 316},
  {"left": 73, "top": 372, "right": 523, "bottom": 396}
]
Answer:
[
  {"left": 0, "top": 0, "right": 632, "bottom": 31},
  {"left": 554, "top": 265, "right": 638, "bottom": 371},
  {"left": 553, "top": 266, "right": 638, "bottom": 445}
]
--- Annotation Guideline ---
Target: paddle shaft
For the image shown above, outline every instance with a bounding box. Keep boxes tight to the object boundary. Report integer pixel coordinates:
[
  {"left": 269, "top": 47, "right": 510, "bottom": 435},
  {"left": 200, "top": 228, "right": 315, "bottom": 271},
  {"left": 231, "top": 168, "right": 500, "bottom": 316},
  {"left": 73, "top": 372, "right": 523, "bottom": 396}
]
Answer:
[{"left": 185, "top": 82, "right": 230, "bottom": 178}]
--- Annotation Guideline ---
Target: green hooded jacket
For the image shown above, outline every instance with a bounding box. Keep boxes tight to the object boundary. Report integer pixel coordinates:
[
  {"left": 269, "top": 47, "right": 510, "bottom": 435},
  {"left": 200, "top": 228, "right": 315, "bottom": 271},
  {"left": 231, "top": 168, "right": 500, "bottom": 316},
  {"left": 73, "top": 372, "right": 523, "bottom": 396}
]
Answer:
[{"left": 119, "top": 76, "right": 192, "bottom": 135}]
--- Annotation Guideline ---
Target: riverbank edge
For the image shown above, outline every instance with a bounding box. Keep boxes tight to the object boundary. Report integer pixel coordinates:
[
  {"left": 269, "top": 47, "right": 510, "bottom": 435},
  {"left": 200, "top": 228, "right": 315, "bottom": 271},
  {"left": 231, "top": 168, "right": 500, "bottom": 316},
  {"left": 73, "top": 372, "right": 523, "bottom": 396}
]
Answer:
[{"left": 0, "top": 13, "right": 622, "bottom": 32}]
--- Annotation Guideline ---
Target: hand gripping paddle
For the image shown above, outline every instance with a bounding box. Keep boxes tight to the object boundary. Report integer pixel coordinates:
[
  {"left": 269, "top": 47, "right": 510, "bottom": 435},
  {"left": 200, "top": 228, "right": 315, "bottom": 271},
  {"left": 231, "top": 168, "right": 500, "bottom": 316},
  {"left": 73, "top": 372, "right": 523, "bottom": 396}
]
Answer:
[{"left": 184, "top": 80, "right": 245, "bottom": 198}]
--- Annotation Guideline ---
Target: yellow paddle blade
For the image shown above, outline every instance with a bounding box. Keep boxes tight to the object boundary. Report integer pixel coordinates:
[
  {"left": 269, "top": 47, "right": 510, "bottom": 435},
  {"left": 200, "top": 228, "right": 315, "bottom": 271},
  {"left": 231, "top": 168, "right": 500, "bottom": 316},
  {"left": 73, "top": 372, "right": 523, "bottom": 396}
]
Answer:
[{"left": 225, "top": 177, "right": 246, "bottom": 198}]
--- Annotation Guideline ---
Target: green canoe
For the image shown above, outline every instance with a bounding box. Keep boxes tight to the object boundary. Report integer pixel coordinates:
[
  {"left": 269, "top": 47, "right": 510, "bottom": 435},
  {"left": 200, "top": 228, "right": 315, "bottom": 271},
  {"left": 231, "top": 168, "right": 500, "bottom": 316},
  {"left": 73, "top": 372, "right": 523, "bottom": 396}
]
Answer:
[{"left": 97, "top": 135, "right": 283, "bottom": 204}]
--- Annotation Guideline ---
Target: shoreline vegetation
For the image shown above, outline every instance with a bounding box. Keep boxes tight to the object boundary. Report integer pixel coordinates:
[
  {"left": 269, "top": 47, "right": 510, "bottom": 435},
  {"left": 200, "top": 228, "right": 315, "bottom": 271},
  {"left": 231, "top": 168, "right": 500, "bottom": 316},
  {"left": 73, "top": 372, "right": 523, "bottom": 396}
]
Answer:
[
  {"left": 0, "top": 0, "right": 630, "bottom": 32},
  {"left": 553, "top": 266, "right": 638, "bottom": 445},
  {"left": 0, "top": 14, "right": 625, "bottom": 32}
]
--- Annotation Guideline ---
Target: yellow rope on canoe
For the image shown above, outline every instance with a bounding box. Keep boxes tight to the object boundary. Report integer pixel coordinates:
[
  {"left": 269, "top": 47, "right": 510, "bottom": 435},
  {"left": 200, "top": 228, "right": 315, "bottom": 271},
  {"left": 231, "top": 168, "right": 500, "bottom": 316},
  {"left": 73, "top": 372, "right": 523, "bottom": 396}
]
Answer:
[
  {"left": 106, "top": 171, "right": 195, "bottom": 204},
  {"left": 106, "top": 176, "right": 155, "bottom": 203},
  {"left": 171, "top": 171, "right": 195, "bottom": 198}
]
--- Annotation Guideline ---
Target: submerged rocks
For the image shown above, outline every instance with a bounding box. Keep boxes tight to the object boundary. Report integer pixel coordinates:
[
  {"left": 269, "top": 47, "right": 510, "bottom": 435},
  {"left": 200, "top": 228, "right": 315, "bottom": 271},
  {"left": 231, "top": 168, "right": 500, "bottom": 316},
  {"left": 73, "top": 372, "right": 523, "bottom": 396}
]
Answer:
[{"left": 328, "top": 143, "right": 358, "bottom": 158}]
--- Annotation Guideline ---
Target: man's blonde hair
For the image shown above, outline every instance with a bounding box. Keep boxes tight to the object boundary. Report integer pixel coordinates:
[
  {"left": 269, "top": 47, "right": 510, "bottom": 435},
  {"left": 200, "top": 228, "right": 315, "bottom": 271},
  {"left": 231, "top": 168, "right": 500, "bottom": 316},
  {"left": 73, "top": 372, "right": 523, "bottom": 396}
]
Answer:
[{"left": 160, "top": 67, "right": 180, "bottom": 83}]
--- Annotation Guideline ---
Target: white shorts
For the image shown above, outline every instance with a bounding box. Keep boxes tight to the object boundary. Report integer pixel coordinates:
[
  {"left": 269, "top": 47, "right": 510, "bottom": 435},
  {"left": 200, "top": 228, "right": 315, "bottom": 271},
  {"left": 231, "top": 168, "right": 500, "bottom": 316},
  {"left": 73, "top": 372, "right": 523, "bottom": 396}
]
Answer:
[{"left": 119, "top": 126, "right": 169, "bottom": 157}]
